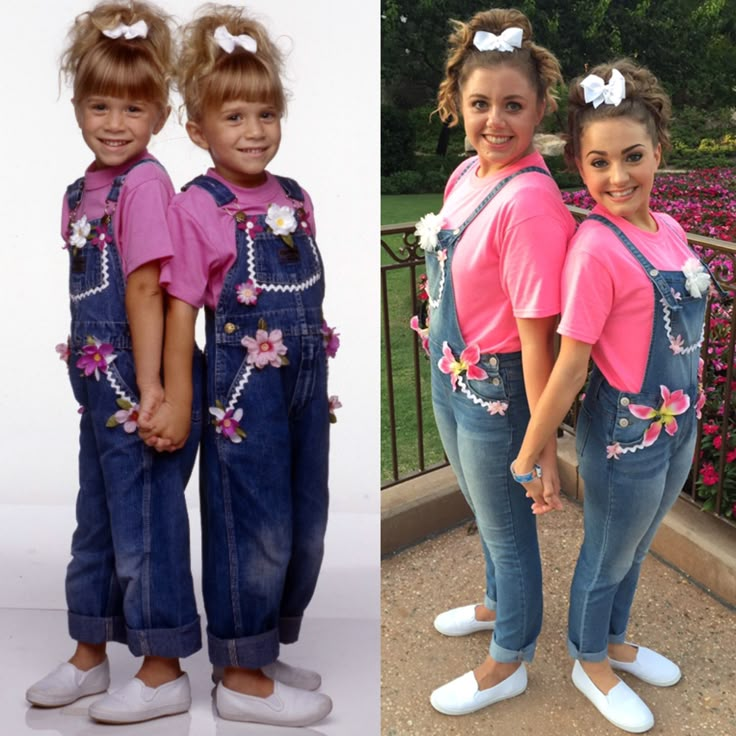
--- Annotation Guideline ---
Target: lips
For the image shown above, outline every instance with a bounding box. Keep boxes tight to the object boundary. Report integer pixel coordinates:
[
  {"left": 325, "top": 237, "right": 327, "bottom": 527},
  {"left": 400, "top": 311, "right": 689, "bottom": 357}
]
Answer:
[{"left": 607, "top": 187, "right": 636, "bottom": 199}]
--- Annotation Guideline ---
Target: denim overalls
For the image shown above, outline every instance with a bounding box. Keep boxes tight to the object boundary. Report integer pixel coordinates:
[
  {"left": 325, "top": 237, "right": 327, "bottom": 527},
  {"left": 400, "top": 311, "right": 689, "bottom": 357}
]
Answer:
[
  {"left": 426, "top": 166, "right": 549, "bottom": 663},
  {"left": 64, "top": 159, "right": 202, "bottom": 657},
  {"left": 569, "top": 214, "right": 711, "bottom": 661},
  {"left": 186, "top": 175, "right": 329, "bottom": 668}
]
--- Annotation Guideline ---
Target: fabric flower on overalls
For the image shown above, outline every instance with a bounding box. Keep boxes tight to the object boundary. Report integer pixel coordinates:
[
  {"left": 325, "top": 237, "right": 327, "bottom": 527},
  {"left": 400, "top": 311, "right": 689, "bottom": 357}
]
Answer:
[
  {"left": 695, "top": 357, "right": 706, "bottom": 420},
  {"left": 56, "top": 338, "right": 71, "bottom": 363},
  {"left": 415, "top": 212, "right": 443, "bottom": 251},
  {"left": 88, "top": 217, "right": 110, "bottom": 251},
  {"left": 234, "top": 210, "right": 263, "bottom": 236},
  {"left": 236, "top": 279, "right": 262, "bottom": 306},
  {"left": 409, "top": 315, "right": 429, "bottom": 356},
  {"left": 76, "top": 337, "right": 117, "bottom": 381},
  {"left": 321, "top": 321, "right": 340, "bottom": 358},
  {"left": 242, "top": 328, "right": 289, "bottom": 369},
  {"left": 210, "top": 403, "right": 246, "bottom": 443},
  {"left": 628, "top": 385, "right": 691, "bottom": 447},
  {"left": 682, "top": 258, "right": 711, "bottom": 298},
  {"left": 265, "top": 203, "right": 298, "bottom": 247},
  {"left": 106, "top": 399, "right": 140, "bottom": 433},
  {"left": 68, "top": 215, "right": 91, "bottom": 250},
  {"left": 437, "top": 341, "right": 488, "bottom": 390},
  {"left": 487, "top": 400, "right": 509, "bottom": 416},
  {"left": 329, "top": 395, "right": 342, "bottom": 424}
]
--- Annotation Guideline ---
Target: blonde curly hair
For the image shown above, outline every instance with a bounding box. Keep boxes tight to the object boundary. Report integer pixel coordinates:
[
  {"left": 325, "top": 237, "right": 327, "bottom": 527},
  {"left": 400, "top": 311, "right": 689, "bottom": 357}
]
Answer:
[
  {"left": 436, "top": 8, "right": 562, "bottom": 127},
  {"left": 176, "top": 3, "right": 285, "bottom": 122},
  {"left": 60, "top": 0, "right": 174, "bottom": 112}
]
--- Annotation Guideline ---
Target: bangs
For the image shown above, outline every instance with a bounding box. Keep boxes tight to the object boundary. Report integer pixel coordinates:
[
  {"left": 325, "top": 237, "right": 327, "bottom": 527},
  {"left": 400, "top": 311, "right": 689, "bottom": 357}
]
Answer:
[
  {"left": 75, "top": 44, "right": 167, "bottom": 107},
  {"left": 200, "top": 54, "right": 284, "bottom": 115}
]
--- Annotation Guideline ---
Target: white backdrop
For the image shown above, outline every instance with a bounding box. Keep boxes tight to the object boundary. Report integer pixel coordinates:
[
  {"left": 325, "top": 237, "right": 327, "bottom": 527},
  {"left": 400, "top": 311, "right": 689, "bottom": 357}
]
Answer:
[{"left": 0, "top": 0, "right": 379, "bottom": 517}]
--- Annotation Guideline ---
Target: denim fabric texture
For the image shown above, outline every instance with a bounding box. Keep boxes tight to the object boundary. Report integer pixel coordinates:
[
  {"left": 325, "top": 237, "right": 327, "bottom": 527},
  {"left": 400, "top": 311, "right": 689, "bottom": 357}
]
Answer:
[
  {"left": 568, "top": 215, "right": 707, "bottom": 661},
  {"left": 189, "top": 175, "right": 329, "bottom": 668},
  {"left": 64, "top": 160, "right": 202, "bottom": 658},
  {"left": 426, "top": 167, "right": 550, "bottom": 663}
]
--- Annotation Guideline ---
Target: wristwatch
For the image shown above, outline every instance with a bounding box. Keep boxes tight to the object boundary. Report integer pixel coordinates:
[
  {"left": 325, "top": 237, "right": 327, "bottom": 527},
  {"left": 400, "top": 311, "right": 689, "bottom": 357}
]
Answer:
[{"left": 510, "top": 463, "right": 542, "bottom": 484}]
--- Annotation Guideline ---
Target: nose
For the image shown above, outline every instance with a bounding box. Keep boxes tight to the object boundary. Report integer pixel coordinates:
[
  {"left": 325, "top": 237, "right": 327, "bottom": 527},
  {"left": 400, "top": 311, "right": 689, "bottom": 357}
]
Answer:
[
  {"left": 105, "top": 108, "right": 125, "bottom": 130},
  {"left": 243, "top": 116, "right": 265, "bottom": 138},
  {"left": 485, "top": 105, "right": 503, "bottom": 128},
  {"left": 609, "top": 160, "right": 628, "bottom": 186}
]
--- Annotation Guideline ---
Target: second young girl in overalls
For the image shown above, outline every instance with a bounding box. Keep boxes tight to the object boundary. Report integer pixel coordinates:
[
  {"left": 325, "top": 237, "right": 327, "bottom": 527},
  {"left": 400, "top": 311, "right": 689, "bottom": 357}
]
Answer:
[
  {"left": 512, "top": 60, "right": 719, "bottom": 732},
  {"left": 26, "top": 0, "right": 201, "bottom": 725},
  {"left": 416, "top": 8, "right": 575, "bottom": 716},
  {"left": 145, "top": 4, "right": 334, "bottom": 728}
]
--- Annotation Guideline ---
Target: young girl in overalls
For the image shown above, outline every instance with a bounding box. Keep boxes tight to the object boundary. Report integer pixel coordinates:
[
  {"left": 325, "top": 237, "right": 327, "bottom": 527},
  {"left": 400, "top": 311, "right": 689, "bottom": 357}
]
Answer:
[
  {"left": 25, "top": 0, "right": 202, "bottom": 725},
  {"left": 415, "top": 8, "right": 575, "bottom": 717},
  {"left": 512, "top": 59, "right": 721, "bottom": 732},
  {"left": 145, "top": 5, "right": 334, "bottom": 728}
]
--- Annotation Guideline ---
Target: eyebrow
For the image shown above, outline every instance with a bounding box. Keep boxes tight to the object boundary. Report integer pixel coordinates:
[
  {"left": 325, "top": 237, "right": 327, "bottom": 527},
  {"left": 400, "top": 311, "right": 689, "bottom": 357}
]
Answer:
[{"left": 585, "top": 143, "right": 645, "bottom": 158}]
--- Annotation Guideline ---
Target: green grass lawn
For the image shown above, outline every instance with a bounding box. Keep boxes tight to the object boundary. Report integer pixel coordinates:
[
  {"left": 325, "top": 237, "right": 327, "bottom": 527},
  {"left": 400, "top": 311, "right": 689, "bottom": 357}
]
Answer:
[{"left": 381, "top": 193, "right": 445, "bottom": 484}]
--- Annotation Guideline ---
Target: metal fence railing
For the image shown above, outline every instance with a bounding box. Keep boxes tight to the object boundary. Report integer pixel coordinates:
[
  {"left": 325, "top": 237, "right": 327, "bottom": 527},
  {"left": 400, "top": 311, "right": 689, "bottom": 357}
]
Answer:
[{"left": 381, "top": 208, "right": 736, "bottom": 526}]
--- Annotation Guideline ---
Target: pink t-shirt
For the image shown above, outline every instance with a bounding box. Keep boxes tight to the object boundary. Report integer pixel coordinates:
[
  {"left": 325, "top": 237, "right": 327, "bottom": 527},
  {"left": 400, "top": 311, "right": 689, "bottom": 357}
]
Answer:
[
  {"left": 60, "top": 151, "right": 174, "bottom": 277},
  {"left": 558, "top": 206, "right": 695, "bottom": 392},
  {"left": 440, "top": 151, "right": 575, "bottom": 353},
  {"left": 161, "top": 169, "right": 316, "bottom": 310}
]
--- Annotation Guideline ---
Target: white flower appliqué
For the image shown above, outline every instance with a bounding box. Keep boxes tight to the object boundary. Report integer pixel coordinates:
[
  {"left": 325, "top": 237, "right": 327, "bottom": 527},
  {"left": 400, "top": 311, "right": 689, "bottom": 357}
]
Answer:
[
  {"left": 682, "top": 257, "right": 710, "bottom": 298},
  {"left": 265, "top": 204, "right": 297, "bottom": 236},
  {"left": 69, "top": 215, "right": 91, "bottom": 249},
  {"left": 414, "top": 212, "right": 443, "bottom": 251}
]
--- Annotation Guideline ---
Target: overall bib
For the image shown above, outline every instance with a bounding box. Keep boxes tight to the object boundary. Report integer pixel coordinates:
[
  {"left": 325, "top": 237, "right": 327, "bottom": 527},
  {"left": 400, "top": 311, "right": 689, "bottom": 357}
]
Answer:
[
  {"left": 187, "top": 175, "right": 330, "bottom": 668},
  {"left": 64, "top": 160, "right": 201, "bottom": 657},
  {"left": 426, "top": 166, "right": 549, "bottom": 663},
  {"left": 569, "top": 214, "right": 708, "bottom": 660}
]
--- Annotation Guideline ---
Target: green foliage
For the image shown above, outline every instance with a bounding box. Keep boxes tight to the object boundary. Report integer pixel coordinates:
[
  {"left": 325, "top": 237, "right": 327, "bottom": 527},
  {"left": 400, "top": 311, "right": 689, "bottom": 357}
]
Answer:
[{"left": 382, "top": 104, "right": 416, "bottom": 176}]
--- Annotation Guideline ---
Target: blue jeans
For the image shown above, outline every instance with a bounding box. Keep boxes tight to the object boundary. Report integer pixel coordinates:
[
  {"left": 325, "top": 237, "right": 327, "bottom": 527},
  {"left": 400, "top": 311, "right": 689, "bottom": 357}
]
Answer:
[
  {"left": 66, "top": 348, "right": 203, "bottom": 657},
  {"left": 568, "top": 376, "right": 697, "bottom": 661},
  {"left": 431, "top": 351, "right": 542, "bottom": 663}
]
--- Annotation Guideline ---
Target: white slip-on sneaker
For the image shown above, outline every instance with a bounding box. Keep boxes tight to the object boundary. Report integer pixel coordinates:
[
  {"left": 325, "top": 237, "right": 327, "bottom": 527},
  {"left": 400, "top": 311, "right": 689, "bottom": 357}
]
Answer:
[
  {"left": 26, "top": 658, "right": 110, "bottom": 707},
  {"left": 572, "top": 660, "right": 654, "bottom": 733},
  {"left": 88, "top": 673, "right": 191, "bottom": 724},
  {"left": 212, "top": 660, "right": 322, "bottom": 690},
  {"left": 433, "top": 604, "right": 496, "bottom": 636},
  {"left": 609, "top": 644, "right": 681, "bottom": 687},
  {"left": 216, "top": 680, "right": 332, "bottom": 727},
  {"left": 430, "top": 663, "right": 527, "bottom": 716}
]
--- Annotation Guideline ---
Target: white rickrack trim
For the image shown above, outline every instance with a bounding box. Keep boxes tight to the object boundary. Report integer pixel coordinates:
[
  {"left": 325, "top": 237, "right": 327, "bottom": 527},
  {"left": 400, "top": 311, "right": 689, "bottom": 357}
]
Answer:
[
  {"left": 227, "top": 364, "right": 254, "bottom": 412},
  {"left": 70, "top": 246, "right": 111, "bottom": 303},
  {"left": 105, "top": 366, "right": 133, "bottom": 404},
  {"left": 456, "top": 375, "right": 508, "bottom": 414},
  {"left": 428, "top": 259, "right": 446, "bottom": 309},
  {"left": 245, "top": 229, "right": 322, "bottom": 293},
  {"left": 660, "top": 297, "right": 704, "bottom": 355}
]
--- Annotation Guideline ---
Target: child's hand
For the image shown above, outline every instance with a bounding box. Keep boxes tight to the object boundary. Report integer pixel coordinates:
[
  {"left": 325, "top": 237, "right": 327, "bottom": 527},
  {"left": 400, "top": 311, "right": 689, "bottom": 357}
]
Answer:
[
  {"left": 141, "top": 399, "right": 191, "bottom": 452},
  {"left": 136, "top": 383, "right": 165, "bottom": 433}
]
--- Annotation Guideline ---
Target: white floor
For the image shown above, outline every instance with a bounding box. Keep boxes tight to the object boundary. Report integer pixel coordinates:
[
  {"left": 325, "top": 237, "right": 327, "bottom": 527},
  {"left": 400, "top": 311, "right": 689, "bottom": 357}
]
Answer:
[{"left": 0, "top": 505, "right": 380, "bottom": 736}]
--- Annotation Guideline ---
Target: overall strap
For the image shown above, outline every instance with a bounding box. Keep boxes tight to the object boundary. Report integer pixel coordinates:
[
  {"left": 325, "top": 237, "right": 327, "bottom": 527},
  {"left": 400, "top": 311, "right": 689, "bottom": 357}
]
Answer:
[
  {"left": 182, "top": 175, "right": 237, "bottom": 207},
  {"left": 65, "top": 177, "right": 85, "bottom": 211},
  {"left": 107, "top": 158, "right": 164, "bottom": 204},
  {"left": 587, "top": 214, "right": 681, "bottom": 310},
  {"left": 455, "top": 166, "right": 550, "bottom": 238},
  {"left": 275, "top": 175, "right": 304, "bottom": 203}
]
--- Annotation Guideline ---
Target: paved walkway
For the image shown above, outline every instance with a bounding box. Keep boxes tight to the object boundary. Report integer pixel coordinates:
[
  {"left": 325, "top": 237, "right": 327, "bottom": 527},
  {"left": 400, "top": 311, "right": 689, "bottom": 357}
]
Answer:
[{"left": 382, "top": 497, "right": 736, "bottom": 735}]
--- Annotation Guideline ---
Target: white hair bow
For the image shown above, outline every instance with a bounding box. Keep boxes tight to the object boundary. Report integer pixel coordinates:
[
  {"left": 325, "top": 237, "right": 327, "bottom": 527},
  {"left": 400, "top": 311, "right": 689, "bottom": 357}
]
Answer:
[
  {"left": 214, "top": 25, "right": 258, "bottom": 54},
  {"left": 580, "top": 68, "right": 626, "bottom": 108},
  {"left": 102, "top": 20, "right": 149, "bottom": 40},
  {"left": 473, "top": 28, "right": 523, "bottom": 53}
]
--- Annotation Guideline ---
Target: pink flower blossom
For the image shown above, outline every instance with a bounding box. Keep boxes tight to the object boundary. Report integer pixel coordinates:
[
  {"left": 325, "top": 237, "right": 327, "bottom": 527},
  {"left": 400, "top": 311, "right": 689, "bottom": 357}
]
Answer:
[
  {"left": 236, "top": 279, "right": 261, "bottom": 305},
  {"left": 210, "top": 406, "right": 245, "bottom": 443},
  {"left": 695, "top": 390, "right": 706, "bottom": 420},
  {"left": 242, "top": 329, "right": 288, "bottom": 369},
  {"left": 328, "top": 395, "right": 342, "bottom": 423},
  {"left": 628, "top": 385, "right": 691, "bottom": 447},
  {"left": 112, "top": 403, "right": 140, "bottom": 433},
  {"left": 487, "top": 401, "right": 508, "bottom": 416},
  {"left": 700, "top": 463, "right": 719, "bottom": 486},
  {"left": 668, "top": 335, "right": 684, "bottom": 355},
  {"left": 56, "top": 339, "right": 71, "bottom": 363},
  {"left": 703, "top": 422, "right": 720, "bottom": 435},
  {"left": 76, "top": 339, "right": 116, "bottom": 380},
  {"left": 321, "top": 321, "right": 341, "bottom": 358},
  {"left": 437, "top": 248, "right": 448, "bottom": 263},
  {"left": 437, "top": 341, "right": 488, "bottom": 391},
  {"left": 713, "top": 435, "right": 723, "bottom": 450},
  {"left": 409, "top": 315, "right": 429, "bottom": 356},
  {"left": 607, "top": 442, "right": 623, "bottom": 460}
]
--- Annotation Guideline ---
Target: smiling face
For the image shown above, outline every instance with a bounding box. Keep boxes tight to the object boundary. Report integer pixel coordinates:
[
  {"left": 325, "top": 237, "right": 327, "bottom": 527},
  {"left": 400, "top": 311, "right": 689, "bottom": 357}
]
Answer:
[
  {"left": 460, "top": 64, "right": 545, "bottom": 177},
  {"left": 577, "top": 117, "right": 662, "bottom": 231},
  {"left": 186, "top": 99, "right": 281, "bottom": 188},
  {"left": 74, "top": 95, "right": 167, "bottom": 169}
]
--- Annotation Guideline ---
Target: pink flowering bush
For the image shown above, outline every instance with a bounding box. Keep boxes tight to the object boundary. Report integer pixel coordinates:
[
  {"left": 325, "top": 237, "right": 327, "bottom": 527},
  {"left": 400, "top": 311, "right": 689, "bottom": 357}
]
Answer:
[{"left": 564, "top": 168, "right": 736, "bottom": 517}]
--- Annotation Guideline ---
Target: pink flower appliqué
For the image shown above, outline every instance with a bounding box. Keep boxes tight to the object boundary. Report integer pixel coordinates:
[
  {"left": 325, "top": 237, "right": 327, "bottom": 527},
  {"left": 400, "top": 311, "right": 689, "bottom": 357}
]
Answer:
[
  {"left": 56, "top": 338, "right": 71, "bottom": 363},
  {"left": 76, "top": 338, "right": 116, "bottom": 381},
  {"left": 106, "top": 399, "right": 139, "bottom": 433},
  {"left": 437, "top": 341, "right": 487, "bottom": 390},
  {"left": 210, "top": 405, "right": 246, "bottom": 443},
  {"left": 321, "top": 321, "right": 341, "bottom": 358},
  {"left": 487, "top": 401, "right": 508, "bottom": 416},
  {"left": 236, "top": 279, "right": 262, "bottom": 306},
  {"left": 606, "top": 442, "right": 623, "bottom": 460},
  {"left": 669, "top": 334, "right": 684, "bottom": 355},
  {"left": 437, "top": 248, "right": 448, "bottom": 263},
  {"left": 628, "top": 385, "right": 691, "bottom": 447},
  {"left": 242, "top": 329, "right": 288, "bottom": 369},
  {"left": 409, "top": 315, "right": 429, "bottom": 356},
  {"left": 328, "top": 395, "right": 342, "bottom": 423}
]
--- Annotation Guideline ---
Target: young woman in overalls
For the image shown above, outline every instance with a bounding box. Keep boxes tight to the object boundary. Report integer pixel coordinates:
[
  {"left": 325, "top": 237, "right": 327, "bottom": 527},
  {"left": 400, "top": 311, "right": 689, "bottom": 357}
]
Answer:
[
  {"left": 512, "top": 59, "right": 721, "bottom": 732},
  {"left": 143, "top": 5, "right": 336, "bottom": 728},
  {"left": 414, "top": 8, "right": 575, "bottom": 716}
]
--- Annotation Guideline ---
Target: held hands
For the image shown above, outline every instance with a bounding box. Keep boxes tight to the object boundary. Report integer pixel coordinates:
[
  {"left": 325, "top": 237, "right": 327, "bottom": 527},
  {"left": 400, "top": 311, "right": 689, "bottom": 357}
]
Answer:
[
  {"left": 138, "top": 396, "right": 191, "bottom": 452},
  {"left": 512, "top": 443, "right": 563, "bottom": 515}
]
